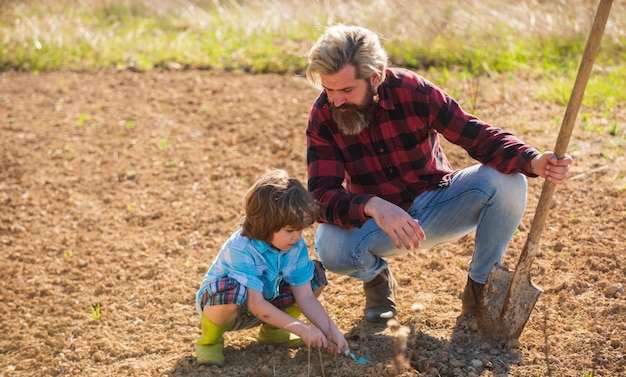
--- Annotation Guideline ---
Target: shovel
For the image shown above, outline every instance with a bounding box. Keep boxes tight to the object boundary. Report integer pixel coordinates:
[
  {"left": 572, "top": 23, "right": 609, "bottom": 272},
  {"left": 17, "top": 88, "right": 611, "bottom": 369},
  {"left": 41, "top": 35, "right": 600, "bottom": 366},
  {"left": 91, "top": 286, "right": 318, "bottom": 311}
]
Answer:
[
  {"left": 343, "top": 349, "right": 372, "bottom": 364},
  {"left": 328, "top": 341, "right": 372, "bottom": 363},
  {"left": 476, "top": 0, "right": 613, "bottom": 342}
]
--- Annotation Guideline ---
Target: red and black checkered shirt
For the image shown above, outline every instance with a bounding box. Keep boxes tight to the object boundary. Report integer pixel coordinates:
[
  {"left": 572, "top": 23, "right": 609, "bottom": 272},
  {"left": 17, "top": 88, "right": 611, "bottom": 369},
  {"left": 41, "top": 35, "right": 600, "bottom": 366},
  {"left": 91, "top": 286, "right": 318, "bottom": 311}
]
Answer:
[{"left": 306, "top": 68, "right": 538, "bottom": 229}]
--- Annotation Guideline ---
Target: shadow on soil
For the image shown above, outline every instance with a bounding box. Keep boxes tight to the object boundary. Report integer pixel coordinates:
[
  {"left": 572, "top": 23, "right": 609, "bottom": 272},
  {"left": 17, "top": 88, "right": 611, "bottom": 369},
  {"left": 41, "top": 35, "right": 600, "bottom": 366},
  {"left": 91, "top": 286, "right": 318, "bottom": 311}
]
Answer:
[{"left": 166, "top": 316, "right": 523, "bottom": 376}]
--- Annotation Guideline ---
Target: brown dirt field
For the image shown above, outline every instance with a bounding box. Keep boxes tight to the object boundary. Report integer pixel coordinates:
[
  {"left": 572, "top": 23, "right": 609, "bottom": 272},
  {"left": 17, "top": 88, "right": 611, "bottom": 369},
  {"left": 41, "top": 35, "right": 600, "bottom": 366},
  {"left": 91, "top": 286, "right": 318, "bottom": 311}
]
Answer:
[{"left": 1, "top": 69, "right": 625, "bottom": 377}]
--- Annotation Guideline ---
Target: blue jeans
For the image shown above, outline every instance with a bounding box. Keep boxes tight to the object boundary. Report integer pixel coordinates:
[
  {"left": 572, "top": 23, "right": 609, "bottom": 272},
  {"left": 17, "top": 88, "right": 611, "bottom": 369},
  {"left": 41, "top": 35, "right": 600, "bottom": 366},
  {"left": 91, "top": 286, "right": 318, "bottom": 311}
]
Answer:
[{"left": 314, "top": 164, "right": 527, "bottom": 284}]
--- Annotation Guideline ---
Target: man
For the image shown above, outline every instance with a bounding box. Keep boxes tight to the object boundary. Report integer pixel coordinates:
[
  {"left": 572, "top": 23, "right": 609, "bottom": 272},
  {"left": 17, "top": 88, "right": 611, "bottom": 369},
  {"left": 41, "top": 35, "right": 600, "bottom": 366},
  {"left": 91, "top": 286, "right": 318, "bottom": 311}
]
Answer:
[{"left": 305, "top": 25, "right": 572, "bottom": 324}]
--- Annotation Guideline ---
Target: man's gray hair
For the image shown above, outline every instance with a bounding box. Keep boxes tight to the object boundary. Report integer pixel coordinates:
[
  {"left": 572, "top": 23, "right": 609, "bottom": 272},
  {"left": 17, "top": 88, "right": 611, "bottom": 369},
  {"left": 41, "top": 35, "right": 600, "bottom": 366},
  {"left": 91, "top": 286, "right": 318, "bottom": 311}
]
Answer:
[{"left": 306, "top": 24, "right": 388, "bottom": 89}]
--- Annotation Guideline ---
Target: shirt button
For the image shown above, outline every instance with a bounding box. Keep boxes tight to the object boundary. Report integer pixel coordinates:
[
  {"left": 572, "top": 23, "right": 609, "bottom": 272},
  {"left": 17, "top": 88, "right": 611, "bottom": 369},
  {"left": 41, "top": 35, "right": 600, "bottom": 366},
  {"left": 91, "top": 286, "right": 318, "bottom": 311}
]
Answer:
[{"left": 379, "top": 148, "right": 384, "bottom": 153}]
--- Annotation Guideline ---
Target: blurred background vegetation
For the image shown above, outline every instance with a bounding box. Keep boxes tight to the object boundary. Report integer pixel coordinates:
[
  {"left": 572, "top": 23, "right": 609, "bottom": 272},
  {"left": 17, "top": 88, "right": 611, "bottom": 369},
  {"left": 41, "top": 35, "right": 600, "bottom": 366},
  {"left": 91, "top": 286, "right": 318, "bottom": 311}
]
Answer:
[{"left": 1, "top": 0, "right": 625, "bottom": 111}]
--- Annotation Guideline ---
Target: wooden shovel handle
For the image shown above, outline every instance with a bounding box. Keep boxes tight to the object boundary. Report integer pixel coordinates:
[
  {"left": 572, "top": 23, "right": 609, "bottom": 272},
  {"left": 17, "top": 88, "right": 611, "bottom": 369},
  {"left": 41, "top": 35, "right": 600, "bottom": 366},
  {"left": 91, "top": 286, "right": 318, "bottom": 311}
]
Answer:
[
  {"left": 504, "top": 0, "right": 613, "bottom": 279},
  {"left": 521, "top": 0, "right": 613, "bottom": 263}
]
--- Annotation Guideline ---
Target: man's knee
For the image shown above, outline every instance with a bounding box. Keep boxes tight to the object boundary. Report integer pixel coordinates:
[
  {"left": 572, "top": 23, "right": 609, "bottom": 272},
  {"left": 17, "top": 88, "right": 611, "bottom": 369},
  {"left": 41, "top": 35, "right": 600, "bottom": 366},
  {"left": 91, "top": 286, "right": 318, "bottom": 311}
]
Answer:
[
  {"left": 480, "top": 166, "right": 527, "bottom": 207},
  {"left": 498, "top": 172, "right": 527, "bottom": 214},
  {"left": 314, "top": 243, "right": 344, "bottom": 273},
  {"left": 314, "top": 225, "right": 343, "bottom": 267}
]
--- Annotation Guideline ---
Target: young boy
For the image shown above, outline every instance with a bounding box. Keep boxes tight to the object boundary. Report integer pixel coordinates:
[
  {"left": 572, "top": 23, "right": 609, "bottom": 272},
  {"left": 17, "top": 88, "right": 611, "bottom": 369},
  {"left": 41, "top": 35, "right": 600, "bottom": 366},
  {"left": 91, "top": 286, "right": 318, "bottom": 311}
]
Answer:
[{"left": 195, "top": 169, "right": 348, "bottom": 366}]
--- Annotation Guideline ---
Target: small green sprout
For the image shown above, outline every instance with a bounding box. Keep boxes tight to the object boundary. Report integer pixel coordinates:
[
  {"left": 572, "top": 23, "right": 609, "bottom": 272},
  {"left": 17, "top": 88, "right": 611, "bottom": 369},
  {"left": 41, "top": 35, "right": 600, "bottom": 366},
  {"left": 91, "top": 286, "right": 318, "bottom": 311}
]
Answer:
[
  {"left": 76, "top": 114, "right": 92, "bottom": 127},
  {"left": 608, "top": 121, "right": 620, "bottom": 136},
  {"left": 63, "top": 144, "right": 74, "bottom": 160},
  {"left": 158, "top": 139, "right": 169, "bottom": 151},
  {"left": 122, "top": 169, "right": 137, "bottom": 180},
  {"left": 89, "top": 302, "right": 101, "bottom": 320},
  {"left": 122, "top": 120, "right": 136, "bottom": 129}
]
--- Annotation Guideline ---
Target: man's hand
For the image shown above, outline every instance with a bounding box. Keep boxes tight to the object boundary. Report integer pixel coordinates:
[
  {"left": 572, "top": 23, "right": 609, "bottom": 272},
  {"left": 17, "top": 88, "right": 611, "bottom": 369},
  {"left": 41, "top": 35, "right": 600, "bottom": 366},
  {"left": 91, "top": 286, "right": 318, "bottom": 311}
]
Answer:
[
  {"left": 531, "top": 152, "right": 573, "bottom": 184},
  {"left": 364, "top": 197, "right": 426, "bottom": 250}
]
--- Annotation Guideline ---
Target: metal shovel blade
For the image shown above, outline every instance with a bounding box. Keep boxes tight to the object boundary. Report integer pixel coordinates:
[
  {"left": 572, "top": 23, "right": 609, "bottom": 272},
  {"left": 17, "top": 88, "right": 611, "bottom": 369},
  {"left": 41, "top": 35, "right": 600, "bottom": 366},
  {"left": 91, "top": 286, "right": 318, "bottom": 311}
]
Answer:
[
  {"left": 343, "top": 349, "right": 371, "bottom": 364},
  {"left": 477, "top": 251, "right": 542, "bottom": 341}
]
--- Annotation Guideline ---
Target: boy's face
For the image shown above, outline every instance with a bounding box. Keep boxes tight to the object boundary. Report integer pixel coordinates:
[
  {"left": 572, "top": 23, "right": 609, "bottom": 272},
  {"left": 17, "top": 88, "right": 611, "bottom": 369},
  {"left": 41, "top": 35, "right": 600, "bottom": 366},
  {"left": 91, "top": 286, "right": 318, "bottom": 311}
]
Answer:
[{"left": 270, "top": 227, "right": 302, "bottom": 251}]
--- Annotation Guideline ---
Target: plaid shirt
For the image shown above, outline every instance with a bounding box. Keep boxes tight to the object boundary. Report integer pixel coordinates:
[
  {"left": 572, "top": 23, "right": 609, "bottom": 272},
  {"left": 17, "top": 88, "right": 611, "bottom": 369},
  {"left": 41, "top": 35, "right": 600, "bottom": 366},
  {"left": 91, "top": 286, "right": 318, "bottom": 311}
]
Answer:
[{"left": 306, "top": 68, "right": 539, "bottom": 229}]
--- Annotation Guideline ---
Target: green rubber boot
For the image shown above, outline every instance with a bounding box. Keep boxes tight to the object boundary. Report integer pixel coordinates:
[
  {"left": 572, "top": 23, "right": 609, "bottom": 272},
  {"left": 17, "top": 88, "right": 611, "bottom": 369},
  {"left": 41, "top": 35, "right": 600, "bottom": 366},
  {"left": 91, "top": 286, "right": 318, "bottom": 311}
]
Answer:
[
  {"left": 257, "top": 305, "right": 304, "bottom": 347},
  {"left": 196, "top": 313, "right": 232, "bottom": 366}
]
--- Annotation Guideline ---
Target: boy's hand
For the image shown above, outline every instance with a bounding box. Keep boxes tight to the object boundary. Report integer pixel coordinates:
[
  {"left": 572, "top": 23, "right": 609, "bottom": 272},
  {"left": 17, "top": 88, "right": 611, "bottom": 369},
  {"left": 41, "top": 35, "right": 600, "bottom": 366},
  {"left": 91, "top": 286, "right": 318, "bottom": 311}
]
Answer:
[
  {"left": 327, "top": 328, "right": 349, "bottom": 354},
  {"left": 299, "top": 325, "right": 329, "bottom": 349},
  {"left": 299, "top": 325, "right": 348, "bottom": 355}
]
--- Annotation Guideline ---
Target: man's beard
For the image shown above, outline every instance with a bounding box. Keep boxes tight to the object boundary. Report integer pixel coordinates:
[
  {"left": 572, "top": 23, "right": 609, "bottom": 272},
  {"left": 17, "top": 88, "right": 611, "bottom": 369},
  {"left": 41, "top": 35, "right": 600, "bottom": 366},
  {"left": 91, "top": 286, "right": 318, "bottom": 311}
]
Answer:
[{"left": 330, "top": 85, "right": 377, "bottom": 136}]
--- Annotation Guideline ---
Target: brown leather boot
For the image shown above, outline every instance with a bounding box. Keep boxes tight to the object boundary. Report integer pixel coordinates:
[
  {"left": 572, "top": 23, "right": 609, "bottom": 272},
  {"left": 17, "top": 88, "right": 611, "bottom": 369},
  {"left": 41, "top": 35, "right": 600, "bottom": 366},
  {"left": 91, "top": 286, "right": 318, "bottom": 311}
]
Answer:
[
  {"left": 461, "top": 276, "right": 485, "bottom": 316},
  {"left": 363, "top": 268, "right": 397, "bottom": 323}
]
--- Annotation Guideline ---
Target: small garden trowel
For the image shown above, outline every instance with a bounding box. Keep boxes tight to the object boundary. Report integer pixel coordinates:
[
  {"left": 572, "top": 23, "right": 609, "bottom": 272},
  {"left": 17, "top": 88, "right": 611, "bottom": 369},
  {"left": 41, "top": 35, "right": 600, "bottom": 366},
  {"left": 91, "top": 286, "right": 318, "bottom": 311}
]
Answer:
[{"left": 343, "top": 349, "right": 371, "bottom": 364}]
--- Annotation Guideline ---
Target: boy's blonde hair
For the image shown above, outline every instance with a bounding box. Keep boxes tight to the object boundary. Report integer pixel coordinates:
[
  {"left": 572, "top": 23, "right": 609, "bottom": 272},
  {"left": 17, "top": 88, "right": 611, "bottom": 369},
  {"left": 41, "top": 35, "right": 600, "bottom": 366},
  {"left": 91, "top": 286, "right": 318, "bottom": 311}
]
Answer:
[
  {"left": 241, "top": 169, "right": 319, "bottom": 244},
  {"left": 306, "top": 24, "right": 388, "bottom": 89}
]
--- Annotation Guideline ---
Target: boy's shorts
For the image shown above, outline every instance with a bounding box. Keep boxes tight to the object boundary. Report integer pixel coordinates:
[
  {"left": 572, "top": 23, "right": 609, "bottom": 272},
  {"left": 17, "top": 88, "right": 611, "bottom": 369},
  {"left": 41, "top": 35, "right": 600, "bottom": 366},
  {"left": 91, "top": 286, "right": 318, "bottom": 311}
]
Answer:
[{"left": 198, "top": 260, "right": 327, "bottom": 330}]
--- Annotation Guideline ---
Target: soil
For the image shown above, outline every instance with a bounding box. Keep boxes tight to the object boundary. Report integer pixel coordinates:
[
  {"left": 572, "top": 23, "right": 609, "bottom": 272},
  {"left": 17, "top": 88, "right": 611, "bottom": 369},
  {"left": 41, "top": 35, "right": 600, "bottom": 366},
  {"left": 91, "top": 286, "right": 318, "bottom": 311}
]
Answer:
[{"left": 1, "top": 69, "right": 624, "bottom": 377}]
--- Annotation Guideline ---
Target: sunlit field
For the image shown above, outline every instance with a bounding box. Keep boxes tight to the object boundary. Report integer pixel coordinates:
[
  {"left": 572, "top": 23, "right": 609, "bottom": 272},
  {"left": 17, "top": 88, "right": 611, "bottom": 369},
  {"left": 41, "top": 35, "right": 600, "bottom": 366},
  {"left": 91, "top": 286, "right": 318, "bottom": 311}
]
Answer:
[{"left": 1, "top": 2, "right": 625, "bottom": 377}]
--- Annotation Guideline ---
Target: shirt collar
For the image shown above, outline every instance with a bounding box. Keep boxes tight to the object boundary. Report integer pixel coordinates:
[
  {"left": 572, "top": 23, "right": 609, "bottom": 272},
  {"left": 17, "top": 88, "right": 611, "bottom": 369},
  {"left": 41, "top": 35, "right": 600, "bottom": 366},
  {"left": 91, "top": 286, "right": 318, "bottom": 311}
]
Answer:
[
  {"left": 376, "top": 70, "right": 395, "bottom": 111},
  {"left": 251, "top": 238, "right": 282, "bottom": 255}
]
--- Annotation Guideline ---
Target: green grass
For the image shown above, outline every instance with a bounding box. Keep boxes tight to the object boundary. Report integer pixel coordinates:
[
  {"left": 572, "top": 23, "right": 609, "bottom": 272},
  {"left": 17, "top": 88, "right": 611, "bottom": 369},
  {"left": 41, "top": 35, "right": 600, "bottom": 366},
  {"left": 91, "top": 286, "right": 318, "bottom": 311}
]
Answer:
[
  {"left": 2, "top": 1, "right": 624, "bottom": 72},
  {"left": 1, "top": 0, "right": 625, "bottom": 110}
]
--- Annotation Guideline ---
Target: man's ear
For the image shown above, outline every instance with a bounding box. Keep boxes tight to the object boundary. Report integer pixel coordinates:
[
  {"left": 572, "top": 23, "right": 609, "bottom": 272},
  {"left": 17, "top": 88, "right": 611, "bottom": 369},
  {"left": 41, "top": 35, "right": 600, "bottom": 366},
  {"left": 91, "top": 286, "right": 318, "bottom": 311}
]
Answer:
[{"left": 370, "top": 71, "right": 382, "bottom": 88}]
